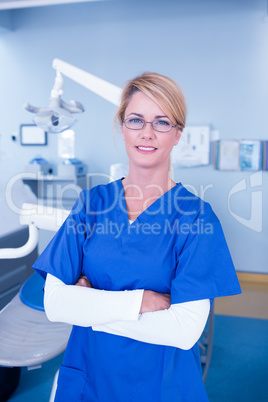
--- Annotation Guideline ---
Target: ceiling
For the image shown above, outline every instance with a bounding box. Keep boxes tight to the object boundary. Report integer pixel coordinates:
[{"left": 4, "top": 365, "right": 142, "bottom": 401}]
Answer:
[{"left": 0, "top": 0, "right": 101, "bottom": 10}]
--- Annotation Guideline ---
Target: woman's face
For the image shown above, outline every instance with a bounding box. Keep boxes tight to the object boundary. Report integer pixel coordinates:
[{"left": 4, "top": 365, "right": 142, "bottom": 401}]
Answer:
[{"left": 121, "top": 91, "right": 181, "bottom": 170}]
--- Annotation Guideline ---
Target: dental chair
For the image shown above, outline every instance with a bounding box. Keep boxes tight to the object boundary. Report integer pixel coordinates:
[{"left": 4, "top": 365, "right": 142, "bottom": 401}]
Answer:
[{"left": 0, "top": 204, "right": 72, "bottom": 399}]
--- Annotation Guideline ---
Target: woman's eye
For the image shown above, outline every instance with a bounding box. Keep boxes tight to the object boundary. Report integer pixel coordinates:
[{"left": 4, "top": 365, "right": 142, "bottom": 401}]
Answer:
[
  {"left": 155, "top": 120, "right": 171, "bottom": 126},
  {"left": 129, "top": 118, "right": 143, "bottom": 124}
]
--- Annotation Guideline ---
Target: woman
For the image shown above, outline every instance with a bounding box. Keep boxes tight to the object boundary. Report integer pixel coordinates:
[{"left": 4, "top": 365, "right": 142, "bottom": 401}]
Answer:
[{"left": 33, "top": 72, "right": 241, "bottom": 401}]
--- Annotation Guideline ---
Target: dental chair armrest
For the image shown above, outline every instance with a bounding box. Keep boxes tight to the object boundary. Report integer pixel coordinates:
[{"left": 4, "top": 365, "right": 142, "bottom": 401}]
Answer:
[
  {"left": 0, "top": 203, "right": 69, "bottom": 260},
  {"left": 0, "top": 224, "right": 39, "bottom": 259}
]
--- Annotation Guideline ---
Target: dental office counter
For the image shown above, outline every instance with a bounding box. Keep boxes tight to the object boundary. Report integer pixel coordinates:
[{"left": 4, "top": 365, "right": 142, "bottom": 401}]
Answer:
[{"left": 22, "top": 174, "right": 87, "bottom": 201}]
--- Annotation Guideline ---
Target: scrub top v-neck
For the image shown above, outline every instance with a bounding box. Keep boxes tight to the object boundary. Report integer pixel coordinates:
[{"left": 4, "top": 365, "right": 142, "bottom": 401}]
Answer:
[{"left": 33, "top": 178, "right": 241, "bottom": 402}]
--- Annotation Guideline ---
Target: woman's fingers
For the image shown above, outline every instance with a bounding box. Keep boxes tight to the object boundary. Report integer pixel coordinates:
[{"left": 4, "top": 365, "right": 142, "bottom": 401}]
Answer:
[
  {"left": 140, "top": 290, "right": 171, "bottom": 314},
  {"left": 75, "top": 276, "right": 93, "bottom": 288}
]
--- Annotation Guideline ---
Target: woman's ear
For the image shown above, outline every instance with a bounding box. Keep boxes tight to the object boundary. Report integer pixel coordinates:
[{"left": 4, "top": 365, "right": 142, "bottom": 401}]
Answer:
[{"left": 174, "top": 128, "right": 182, "bottom": 146}]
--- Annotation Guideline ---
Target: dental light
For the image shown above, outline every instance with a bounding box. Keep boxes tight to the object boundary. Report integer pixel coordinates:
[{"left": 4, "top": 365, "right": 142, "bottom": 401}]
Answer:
[
  {"left": 25, "top": 70, "right": 84, "bottom": 133},
  {"left": 25, "top": 59, "right": 122, "bottom": 133}
]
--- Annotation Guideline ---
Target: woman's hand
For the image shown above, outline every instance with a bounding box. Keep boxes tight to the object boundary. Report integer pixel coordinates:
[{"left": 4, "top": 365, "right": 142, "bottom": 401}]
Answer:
[
  {"left": 75, "top": 275, "right": 93, "bottom": 288},
  {"left": 74, "top": 279, "right": 170, "bottom": 314},
  {"left": 140, "top": 290, "right": 171, "bottom": 314}
]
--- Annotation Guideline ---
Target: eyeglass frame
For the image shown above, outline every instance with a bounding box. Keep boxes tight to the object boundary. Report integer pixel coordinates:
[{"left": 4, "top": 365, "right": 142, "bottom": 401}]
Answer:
[{"left": 122, "top": 118, "right": 183, "bottom": 133}]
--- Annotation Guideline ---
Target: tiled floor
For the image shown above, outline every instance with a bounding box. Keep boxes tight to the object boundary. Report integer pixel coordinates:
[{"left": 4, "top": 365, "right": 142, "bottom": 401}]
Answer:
[{"left": 215, "top": 273, "right": 268, "bottom": 320}]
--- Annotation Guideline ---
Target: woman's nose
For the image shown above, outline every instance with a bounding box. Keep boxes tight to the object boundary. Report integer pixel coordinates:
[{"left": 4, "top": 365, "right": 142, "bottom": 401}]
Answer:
[{"left": 140, "top": 122, "right": 156, "bottom": 138}]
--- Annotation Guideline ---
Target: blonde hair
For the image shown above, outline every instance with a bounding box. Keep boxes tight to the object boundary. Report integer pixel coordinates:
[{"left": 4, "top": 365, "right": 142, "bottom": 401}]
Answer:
[{"left": 115, "top": 72, "right": 187, "bottom": 128}]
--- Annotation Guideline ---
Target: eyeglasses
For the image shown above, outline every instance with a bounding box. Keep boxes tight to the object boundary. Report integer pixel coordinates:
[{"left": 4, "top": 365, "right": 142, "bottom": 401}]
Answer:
[{"left": 122, "top": 118, "right": 179, "bottom": 133}]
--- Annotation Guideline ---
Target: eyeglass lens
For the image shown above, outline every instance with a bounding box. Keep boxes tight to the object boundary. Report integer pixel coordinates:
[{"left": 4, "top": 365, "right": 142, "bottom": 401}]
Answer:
[{"left": 124, "top": 118, "right": 173, "bottom": 132}]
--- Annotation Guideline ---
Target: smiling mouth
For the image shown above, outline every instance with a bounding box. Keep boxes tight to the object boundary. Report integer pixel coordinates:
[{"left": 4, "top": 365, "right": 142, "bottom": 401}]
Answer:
[{"left": 136, "top": 146, "right": 157, "bottom": 151}]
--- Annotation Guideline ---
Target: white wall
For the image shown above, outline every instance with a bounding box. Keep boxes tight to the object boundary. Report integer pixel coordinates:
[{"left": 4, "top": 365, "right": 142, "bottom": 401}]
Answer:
[{"left": 0, "top": 0, "right": 267, "bottom": 272}]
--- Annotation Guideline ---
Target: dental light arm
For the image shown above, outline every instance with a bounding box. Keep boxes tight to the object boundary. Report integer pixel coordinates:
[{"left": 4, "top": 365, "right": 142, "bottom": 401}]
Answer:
[
  {"left": 0, "top": 203, "right": 69, "bottom": 260},
  {"left": 52, "top": 59, "right": 122, "bottom": 106},
  {"left": 25, "top": 59, "right": 122, "bottom": 133}
]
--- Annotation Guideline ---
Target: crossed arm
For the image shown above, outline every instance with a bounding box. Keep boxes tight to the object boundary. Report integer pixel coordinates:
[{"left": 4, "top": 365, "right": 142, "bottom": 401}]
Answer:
[{"left": 44, "top": 273, "right": 210, "bottom": 350}]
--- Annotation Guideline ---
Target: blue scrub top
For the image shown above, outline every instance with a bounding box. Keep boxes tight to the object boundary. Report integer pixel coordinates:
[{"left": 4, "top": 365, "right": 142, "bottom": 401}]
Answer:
[{"left": 33, "top": 178, "right": 241, "bottom": 401}]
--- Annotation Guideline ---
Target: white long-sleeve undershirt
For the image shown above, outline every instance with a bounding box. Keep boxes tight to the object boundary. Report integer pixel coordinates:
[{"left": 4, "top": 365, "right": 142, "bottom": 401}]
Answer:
[
  {"left": 92, "top": 299, "right": 210, "bottom": 350},
  {"left": 44, "top": 273, "right": 210, "bottom": 350},
  {"left": 44, "top": 273, "right": 143, "bottom": 326}
]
